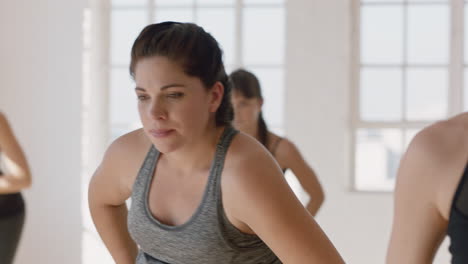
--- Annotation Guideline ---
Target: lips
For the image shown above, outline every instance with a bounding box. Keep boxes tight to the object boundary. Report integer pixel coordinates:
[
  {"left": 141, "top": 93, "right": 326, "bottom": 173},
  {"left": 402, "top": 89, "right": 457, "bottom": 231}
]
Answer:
[{"left": 148, "top": 129, "right": 174, "bottom": 138}]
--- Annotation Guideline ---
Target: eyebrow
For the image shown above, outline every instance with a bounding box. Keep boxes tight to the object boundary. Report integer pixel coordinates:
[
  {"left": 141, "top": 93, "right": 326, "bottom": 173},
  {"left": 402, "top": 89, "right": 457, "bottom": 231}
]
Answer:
[{"left": 135, "top": 84, "right": 186, "bottom": 91}]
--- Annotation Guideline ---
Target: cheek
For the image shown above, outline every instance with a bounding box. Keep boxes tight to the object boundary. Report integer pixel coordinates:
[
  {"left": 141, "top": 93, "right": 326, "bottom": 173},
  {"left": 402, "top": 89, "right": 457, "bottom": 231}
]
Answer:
[
  {"left": 245, "top": 107, "right": 259, "bottom": 120},
  {"left": 178, "top": 98, "right": 210, "bottom": 125},
  {"left": 138, "top": 103, "right": 150, "bottom": 120}
]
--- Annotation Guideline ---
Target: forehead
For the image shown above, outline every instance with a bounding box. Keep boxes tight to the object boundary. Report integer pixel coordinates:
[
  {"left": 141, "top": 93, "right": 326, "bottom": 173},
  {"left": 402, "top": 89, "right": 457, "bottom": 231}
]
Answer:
[
  {"left": 134, "top": 56, "right": 184, "bottom": 79},
  {"left": 231, "top": 92, "right": 259, "bottom": 103},
  {"left": 134, "top": 56, "right": 202, "bottom": 89},
  {"left": 232, "top": 90, "right": 246, "bottom": 99}
]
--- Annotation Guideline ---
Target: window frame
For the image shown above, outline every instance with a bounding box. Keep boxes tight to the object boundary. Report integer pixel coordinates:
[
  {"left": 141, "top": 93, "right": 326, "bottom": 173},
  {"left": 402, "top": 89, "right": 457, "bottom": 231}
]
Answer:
[{"left": 350, "top": 0, "right": 465, "bottom": 192}]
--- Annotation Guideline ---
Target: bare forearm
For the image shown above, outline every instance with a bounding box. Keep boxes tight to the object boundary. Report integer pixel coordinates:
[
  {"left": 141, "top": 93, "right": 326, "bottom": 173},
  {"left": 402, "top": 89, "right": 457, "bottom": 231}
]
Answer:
[
  {"left": 90, "top": 203, "right": 138, "bottom": 264},
  {"left": 0, "top": 175, "right": 31, "bottom": 194},
  {"left": 306, "top": 197, "right": 323, "bottom": 217},
  {"left": 305, "top": 187, "right": 324, "bottom": 217}
]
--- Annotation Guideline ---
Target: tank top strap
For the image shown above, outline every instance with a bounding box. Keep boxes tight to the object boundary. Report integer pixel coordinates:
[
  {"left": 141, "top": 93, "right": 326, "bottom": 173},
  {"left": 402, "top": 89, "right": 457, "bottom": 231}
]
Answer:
[
  {"left": 270, "top": 137, "right": 283, "bottom": 157},
  {"left": 207, "top": 126, "right": 238, "bottom": 198},
  {"left": 453, "top": 164, "right": 468, "bottom": 216},
  {"left": 132, "top": 145, "right": 160, "bottom": 202}
]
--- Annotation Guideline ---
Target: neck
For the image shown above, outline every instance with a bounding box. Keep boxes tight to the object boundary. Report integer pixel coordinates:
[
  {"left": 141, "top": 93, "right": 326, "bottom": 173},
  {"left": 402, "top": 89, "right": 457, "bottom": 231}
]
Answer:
[
  {"left": 238, "top": 123, "right": 260, "bottom": 141},
  {"left": 161, "top": 124, "right": 225, "bottom": 174}
]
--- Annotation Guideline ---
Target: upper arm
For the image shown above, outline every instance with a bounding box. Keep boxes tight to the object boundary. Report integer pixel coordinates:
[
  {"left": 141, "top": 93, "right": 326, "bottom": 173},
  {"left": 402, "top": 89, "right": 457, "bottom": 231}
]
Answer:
[
  {"left": 279, "top": 139, "right": 324, "bottom": 199},
  {"left": 0, "top": 113, "right": 31, "bottom": 179},
  {"left": 88, "top": 135, "right": 139, "bottom": 208},
  {"left": 225, "top": 139, "right": 343, "bottom": 263},
  {"left": 387, "top": 131, "right": 449, "bottom": 264}
]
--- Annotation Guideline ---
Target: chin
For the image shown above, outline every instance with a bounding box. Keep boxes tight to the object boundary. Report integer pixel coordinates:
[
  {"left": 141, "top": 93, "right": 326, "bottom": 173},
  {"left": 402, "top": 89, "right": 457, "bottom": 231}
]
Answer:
[
  {"left": 151, "top": 141, "right": 180, "bottom": 154},
  {"left": 145, "top": 134, "right": 180, "bottom": 154}
]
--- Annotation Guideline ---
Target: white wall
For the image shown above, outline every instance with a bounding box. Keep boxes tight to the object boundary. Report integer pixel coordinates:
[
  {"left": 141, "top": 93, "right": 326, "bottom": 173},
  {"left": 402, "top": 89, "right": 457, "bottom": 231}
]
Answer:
[
  {"left": 285, "top": 1, "right": 451, "bottom": 263},
  {"left": 0, "top": 0, "right": 85, "bottom": 263}
]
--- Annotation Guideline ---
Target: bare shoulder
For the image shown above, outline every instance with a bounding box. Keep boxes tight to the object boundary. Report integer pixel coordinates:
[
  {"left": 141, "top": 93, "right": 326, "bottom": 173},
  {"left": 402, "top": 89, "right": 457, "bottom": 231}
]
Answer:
[
  {"left": 105, "top": 128, "right": 150, "bottom": 163},
  {"left": 268, "top": 134, "right": 302, "bottom": 167},
  {"left": 224, "top": 132, "right": 281, "bottom": 177},
  {"left": 221, "top": 131, "right": 292, "bottom": 212},
  {"left": 0, "top": 112, "right": 20, "bottom": 150},
  {"left": 402, "top": 119, "right": 468, "bottom": 176},
  {"left": 0, "top": 112, "right": 11, "bottom": 133},
  {"left": 102, "top": 128, "right": 152, "bottom": 187},
  {"left": 89, "top": 128, "right": 152, "bottom": 205},
  {"left": 276, "top": 137, "right": 299, "bottom": 155},
  {"left": 221, "top": 131, "right": 285, "bottom": 200},
  {"left": 221, "top": 132, "right": 344, "bottom": 263},
  {"left": 409, "top": 119, "right": 468, "bottom": 160},
  {"left": 0, "top": 112, "right": 6, "bottom": 124},
  {"left": 397, "top": 115, "right": 468, "bottom": 217},
  {"left": 387, "top": 116, "right": 468, "bottom": 262}
]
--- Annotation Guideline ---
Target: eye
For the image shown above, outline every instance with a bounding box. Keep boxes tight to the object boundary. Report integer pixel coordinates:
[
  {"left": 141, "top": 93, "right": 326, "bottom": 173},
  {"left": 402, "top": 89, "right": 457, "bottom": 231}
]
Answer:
[
  {"left": 166, "top": 92, "right": 184, "bottom": 99},
  {"left": 137, "top": 94, "right": 149, "bottom": 101}
]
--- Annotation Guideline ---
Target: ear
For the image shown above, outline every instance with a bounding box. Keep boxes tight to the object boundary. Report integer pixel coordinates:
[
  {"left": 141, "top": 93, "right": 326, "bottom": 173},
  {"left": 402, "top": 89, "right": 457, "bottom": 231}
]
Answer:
[{"left": 208, "top": 81, "right": 224, "bottom": 113}]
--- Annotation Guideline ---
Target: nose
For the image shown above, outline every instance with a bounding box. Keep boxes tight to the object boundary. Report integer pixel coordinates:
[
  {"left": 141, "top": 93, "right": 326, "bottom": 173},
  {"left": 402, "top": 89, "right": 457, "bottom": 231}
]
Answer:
[{"left": 149, "top": 100, "right": 167, "bottom": 120}]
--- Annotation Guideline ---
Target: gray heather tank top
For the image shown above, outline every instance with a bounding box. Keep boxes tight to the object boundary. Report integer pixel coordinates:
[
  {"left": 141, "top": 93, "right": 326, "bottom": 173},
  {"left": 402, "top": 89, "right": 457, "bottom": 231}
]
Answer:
[{"left": 128, "top": 126, "right": 281, "bottom": 264}]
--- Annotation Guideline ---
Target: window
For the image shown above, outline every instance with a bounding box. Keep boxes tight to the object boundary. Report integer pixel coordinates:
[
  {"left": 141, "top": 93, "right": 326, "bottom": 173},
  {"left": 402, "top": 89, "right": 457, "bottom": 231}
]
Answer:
[{"left": 352, "top": 0, "right": 464, "bottom": 191}]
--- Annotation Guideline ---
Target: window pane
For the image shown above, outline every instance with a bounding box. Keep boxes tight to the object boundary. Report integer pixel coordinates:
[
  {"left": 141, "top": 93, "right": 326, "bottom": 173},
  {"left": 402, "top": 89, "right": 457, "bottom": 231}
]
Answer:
[
  {"left": 111, "top": 10, "right": 148, "bottom": 66},
  {"left": 362, "top": 0, "right": 403, "bottom": 2},
  {"left": 154, "top": 8, "right": 194, "bottom": 23},
  {"left": 361, "top": 6, "right": 404, "bottom": 64},
  {"left": 244, "top": 0, "right": 285, "bottom": 4},
  {"left": 155, "top": 0, "right": 193, "bottom": 7},
  {"left": 196, "top": 8, "right": 235, "bottom": 65},
  {"left": 405, "top": 68, "right": 447, "bottom": 120},
  {"left": 360, "top": 68, "right": 402, "bottom": 121},
  {"left": 245, "top": 67, "right": 285, "bottom": 128},
  {"left": 355, "top": 129, "right": 402, "bottom": 191},
  {"left": 408, "top": 0, "right": 448, "bottom": 2},
  {"left": 197, "top": 0, "right": 234, "bottom": 5},
  {"left": 112, "top": 0, "right": 146, "bottom": 7},
  {"left": 243, "top": 8, "right": 285, "bottom": 65},
  {"left": 407, "top": 5, "right": 449, "bottom": 64},
  {"left": 110, "top": 68, "right": 140, "bottom": 126}
]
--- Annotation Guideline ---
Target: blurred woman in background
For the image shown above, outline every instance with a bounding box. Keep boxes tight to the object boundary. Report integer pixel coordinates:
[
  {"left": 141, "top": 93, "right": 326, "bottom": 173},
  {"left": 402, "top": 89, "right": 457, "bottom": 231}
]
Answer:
[
  {"left": 0, "top": 112, "right": 32, "bottom": 264},
  {"left": 230, "top": 69, "right": 325, "bottom": 216}
]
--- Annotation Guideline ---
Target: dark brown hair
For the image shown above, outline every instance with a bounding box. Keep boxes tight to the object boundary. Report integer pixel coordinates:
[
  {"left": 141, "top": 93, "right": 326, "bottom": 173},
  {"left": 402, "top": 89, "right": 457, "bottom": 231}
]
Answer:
[
  {"left": 229, "top": 69, "right": 269, "bottom": 147},
  {"left": 130, "top": 22, "right": 233, "bottom": 126}
]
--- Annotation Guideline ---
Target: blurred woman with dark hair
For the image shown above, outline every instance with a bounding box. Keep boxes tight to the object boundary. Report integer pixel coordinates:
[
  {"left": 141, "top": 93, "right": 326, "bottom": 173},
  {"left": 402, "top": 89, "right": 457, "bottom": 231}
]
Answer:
[{"left": 230, "top": 69, "right": 325, "bottom": 216}]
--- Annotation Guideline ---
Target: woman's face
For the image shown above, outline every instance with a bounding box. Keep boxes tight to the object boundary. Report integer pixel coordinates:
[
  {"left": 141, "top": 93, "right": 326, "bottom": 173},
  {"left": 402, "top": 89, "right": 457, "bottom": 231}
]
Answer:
[
  {"left": 134, "top": 56, "right": 223, "bottom": 153},
  {"left": 231, "top": 91, "right": 262, "bottom": 131}
]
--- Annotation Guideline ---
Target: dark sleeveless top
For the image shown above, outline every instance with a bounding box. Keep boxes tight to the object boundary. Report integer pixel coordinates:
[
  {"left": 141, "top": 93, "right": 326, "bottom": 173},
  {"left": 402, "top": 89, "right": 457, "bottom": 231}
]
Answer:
[
  {"left": 447, "top": 164, "right": 468, "bottom": 264},
  {"left": 269, "top": 137, "right": 288, "bottom": 174},
  {"left": 128, "top": 126, "right": 281, "bottom": 264},
  {"left": 0, "top": 168, "right": 25, "bottom": 218}
]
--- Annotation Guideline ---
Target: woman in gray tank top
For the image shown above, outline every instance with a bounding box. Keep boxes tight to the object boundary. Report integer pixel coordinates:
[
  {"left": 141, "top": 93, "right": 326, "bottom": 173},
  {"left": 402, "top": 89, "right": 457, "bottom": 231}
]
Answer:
[{"left": 88, "top": 22, "right": 344, "bottom": 264}]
